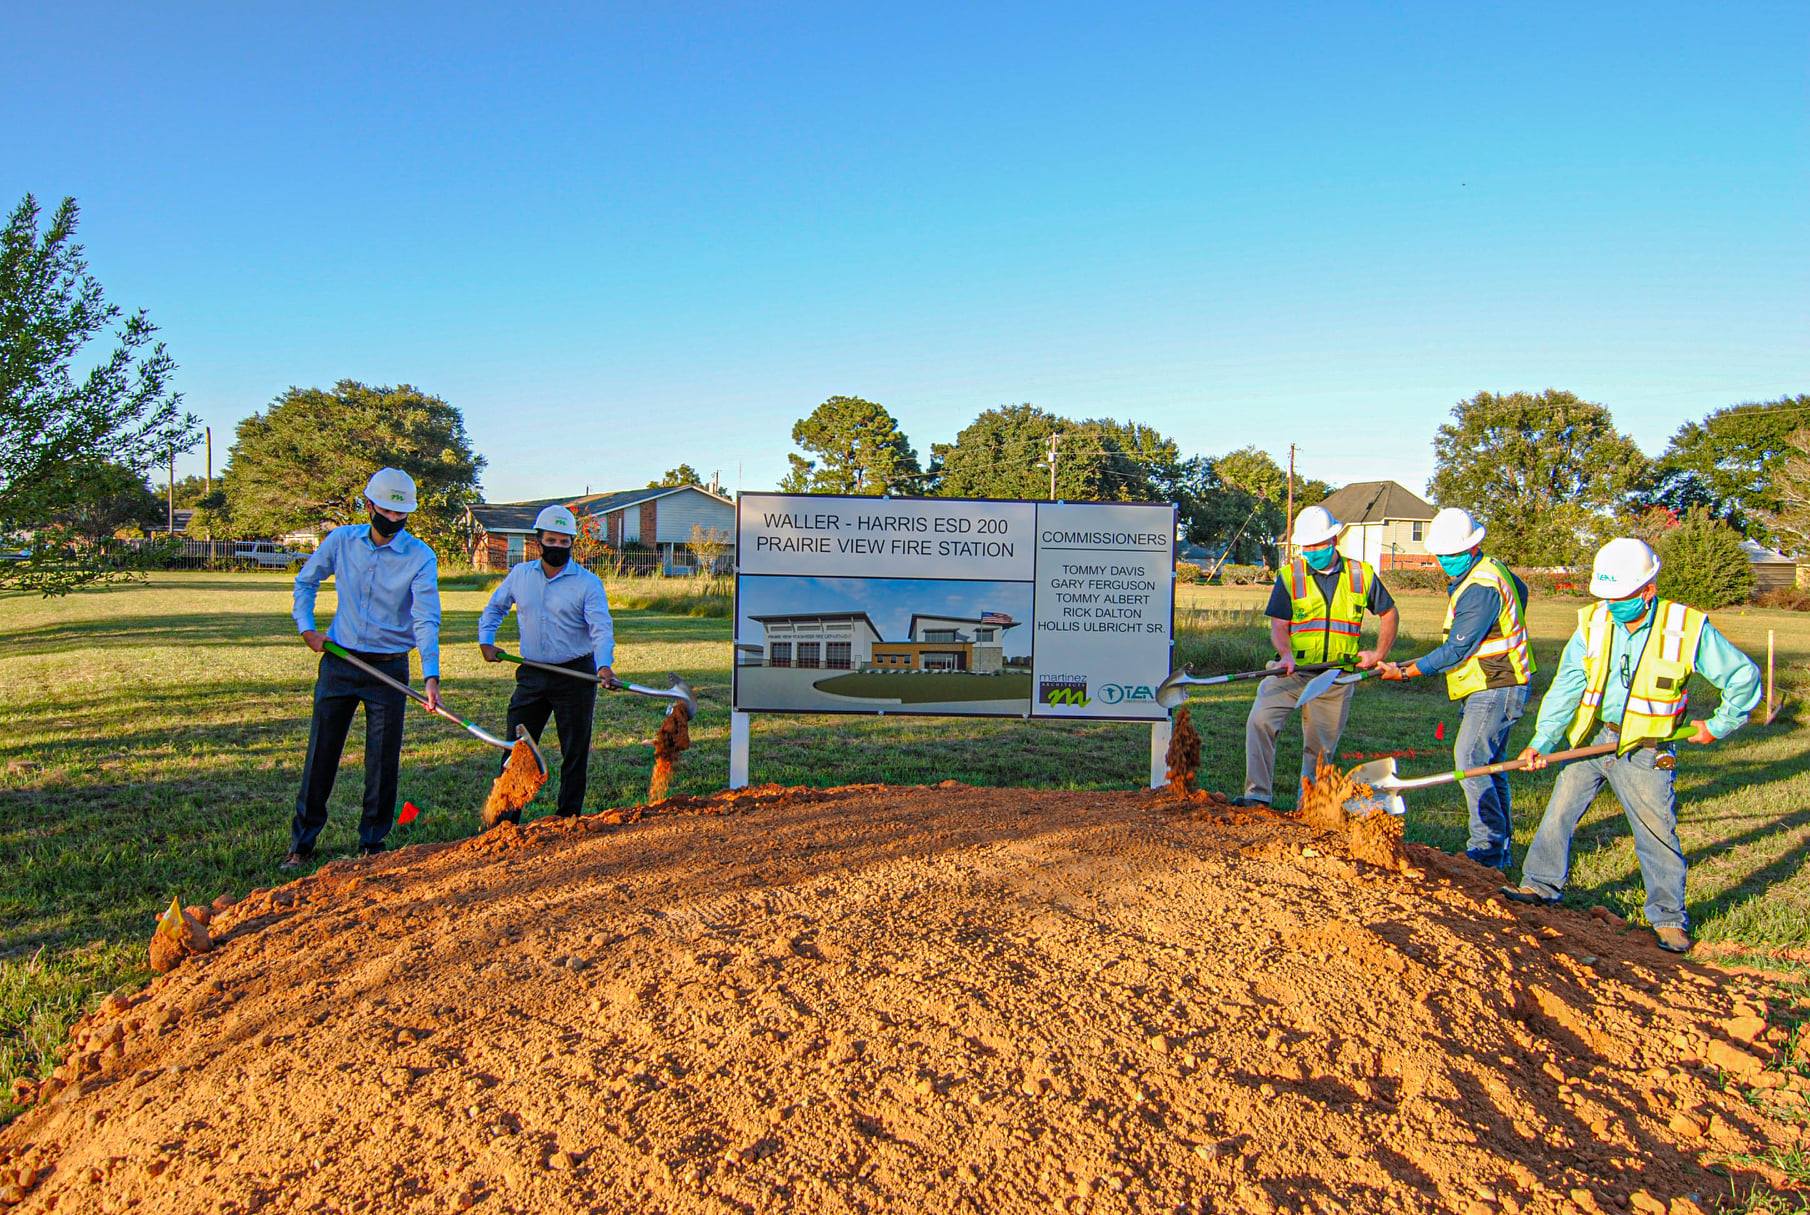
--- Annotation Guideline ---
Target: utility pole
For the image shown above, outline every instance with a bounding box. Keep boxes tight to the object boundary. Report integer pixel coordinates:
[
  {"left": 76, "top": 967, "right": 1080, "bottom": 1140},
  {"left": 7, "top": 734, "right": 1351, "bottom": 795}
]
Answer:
[
  {"left": 1047, "top": 431, "right": 1061, "bottom": 500},
  {"left": 1283, "top": 443, "right": 1296, "bottom": 562},
  {"left": 205, "top": 427, "right": 213, "bottom": 494},
  {"left": 167, "top": 450, "right": 175, "bottom": 534}
]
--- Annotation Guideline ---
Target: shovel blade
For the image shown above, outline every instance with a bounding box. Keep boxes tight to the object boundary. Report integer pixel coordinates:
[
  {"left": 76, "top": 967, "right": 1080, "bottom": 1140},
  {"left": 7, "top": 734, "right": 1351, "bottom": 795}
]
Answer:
[
  {"left": 665, "top": 673, "right": 698, "bottom": 718},
  {"left": 1294, "top": 667, "right": 1342, "bottom": 709},
  {"left": 1343, "top": 757, "right": 1405, "bottom": 816},
  {"left": 1156, "top": 668, "right": 1190, "bottom": 710}
]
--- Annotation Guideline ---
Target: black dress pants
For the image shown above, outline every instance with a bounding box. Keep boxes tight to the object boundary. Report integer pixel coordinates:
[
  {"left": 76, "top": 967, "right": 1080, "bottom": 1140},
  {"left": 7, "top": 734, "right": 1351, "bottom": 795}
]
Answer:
[
  {"left": 292, "top": 649, "right": 409, "bottom": 853},
  {"left": 503, "top": 657, "right": 597, "bottom": 817}
]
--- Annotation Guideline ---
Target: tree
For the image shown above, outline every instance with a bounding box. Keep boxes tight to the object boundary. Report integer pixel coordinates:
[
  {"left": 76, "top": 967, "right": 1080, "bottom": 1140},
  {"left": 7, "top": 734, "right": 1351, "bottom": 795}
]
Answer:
[
  {"left": 0, "top": 194, "right": 197, "bottom": 594},
  {"left": 1759, "top": 428, "right": 1810, "bottom": 558},
  {"left": 779, "top": 396, "right": 921, "bottom": 495},
  {"left": 647, "top": 465, "right": 702, "bottom": 489},
  {"left": 1428, "top": 390, "right": 1649, "bottom": 566},
  {"left": 1176, "top": 447, "right": 1329, "bottom": 565},
  {"left": 1649, "top": 396, "right": 1810, "bottom": 543},
  {"left": 570, "top": 512, "right": 609, "bottom": 568},
  {"left": 46, "top": 462, "right": 163, "bottom": 544},
  {"left": 930, "top": 405, "right": 1181, "bottom": 502},
  {"left": 1655, "top": 507, "right": 1755, "bottom": 609},
  {"left": 687, "top": 523, "right": 730, "bottom": 575},
  {"left": 222, "top": 381, "right": 485, "bottom": 554}
]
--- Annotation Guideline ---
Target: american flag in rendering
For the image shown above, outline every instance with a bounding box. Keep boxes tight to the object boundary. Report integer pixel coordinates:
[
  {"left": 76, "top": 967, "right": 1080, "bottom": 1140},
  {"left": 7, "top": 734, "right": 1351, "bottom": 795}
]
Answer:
[{"left": 980, "top": 611, "right": 1014, "bottom": 625}]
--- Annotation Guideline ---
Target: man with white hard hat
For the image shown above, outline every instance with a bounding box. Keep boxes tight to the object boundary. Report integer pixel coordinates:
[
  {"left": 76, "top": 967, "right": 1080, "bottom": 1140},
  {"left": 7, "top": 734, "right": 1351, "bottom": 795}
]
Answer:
[
  {"left": 478, "top": 504, "right": 616, "bottom": 822},
  {"left": 1380, "top": 506, "right": 1535, "bottom": 870},
  {"left": 286, "top": 467, "right": 443, "bottom": 868},
  {"left": 1501, "top": 538, "right": 1761, "bottom": 953},
  {"left": 1239, "top": 504, "right": 1399, "bottom": 807}
]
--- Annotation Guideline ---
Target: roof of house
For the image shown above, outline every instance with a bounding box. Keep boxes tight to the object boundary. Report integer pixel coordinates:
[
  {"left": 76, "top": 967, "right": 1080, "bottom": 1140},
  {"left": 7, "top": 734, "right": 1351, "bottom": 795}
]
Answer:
[
  {"left": 1740, "top": 539, "right": 1798, "bottom": 564},
  {"left": 468, "top": 484, "right": 730, "bottom": 533},
  {"left": 747, "top": 611, "right": 883, "bottom": 636},
  {"left": 906, "top": 613, "right": 1021, "bottom": 635},
  {"left": 1317, "top": 480, "right": 1437, "bottom": 525}
]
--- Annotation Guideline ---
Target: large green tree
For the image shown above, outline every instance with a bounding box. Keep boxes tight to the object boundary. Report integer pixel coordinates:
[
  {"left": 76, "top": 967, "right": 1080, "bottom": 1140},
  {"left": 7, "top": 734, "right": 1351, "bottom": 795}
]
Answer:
[
  {"left": 1649, "top": 395, "right": 1810, "bottom": 543},
  {"left": 0, "top": 194, "right": 197, "bottom": 593},
  {"left": 1428, "top": 390, "right": 1648, "bottom": 565},
  {"left": 46, "top": 462, "right": 164, "bottom": 544},
  {"left": 930, "top": 405, "right": 1180, "bottom": 502},
  {"left": 1178, "top": 447, "right": 1329, "bottom": 565},
  {"left": 779, "top": 396, "right": 921, "bottom": 495},
  {"left": 222, "top": 381, "right": 485, "bottom": 553},
  {"left": 1761, "top": 428, "right": 1810, "bottom": 559}
]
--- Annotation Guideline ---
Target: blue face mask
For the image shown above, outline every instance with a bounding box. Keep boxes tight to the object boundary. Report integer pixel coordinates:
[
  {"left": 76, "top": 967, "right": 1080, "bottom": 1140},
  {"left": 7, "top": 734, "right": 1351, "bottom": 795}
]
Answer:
[
  {"left": 1302, "top": 546, "right": 1338, "bottom": 572},
  {"left": 1607, "top": 595, "right": 1649, "bottom": 624},
  {"left": 1437, "top": 552, "right": 1475, "bottom": 578}
]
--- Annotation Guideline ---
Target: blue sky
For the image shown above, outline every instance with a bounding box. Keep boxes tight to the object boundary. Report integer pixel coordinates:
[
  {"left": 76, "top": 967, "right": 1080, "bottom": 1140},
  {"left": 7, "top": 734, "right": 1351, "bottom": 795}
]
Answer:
[
  {"left": 740, "top": 577, "right": 1032, "bottom": 651},
  {"left": 8, "top": 3, "right": 1806, "bottom": 502}
]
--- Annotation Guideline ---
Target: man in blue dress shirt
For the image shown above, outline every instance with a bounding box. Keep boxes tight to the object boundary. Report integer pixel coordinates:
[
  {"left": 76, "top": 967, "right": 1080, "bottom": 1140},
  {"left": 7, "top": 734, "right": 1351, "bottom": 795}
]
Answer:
[
  {"left": 478, "top": 504, "right": 615, "bottom": 822},
  {"left": 286, "top": 467, "right": 442, "bottom": 868}
]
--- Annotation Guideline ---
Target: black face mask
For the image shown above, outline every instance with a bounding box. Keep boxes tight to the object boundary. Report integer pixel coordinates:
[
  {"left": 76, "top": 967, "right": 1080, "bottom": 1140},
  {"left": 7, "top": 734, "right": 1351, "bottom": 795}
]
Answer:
[
  {"left": 369, "top": 511, "right": 406, "bottom": 538},
  {"left": 540, "top": 544, "right": 572, "bottom": 568}
]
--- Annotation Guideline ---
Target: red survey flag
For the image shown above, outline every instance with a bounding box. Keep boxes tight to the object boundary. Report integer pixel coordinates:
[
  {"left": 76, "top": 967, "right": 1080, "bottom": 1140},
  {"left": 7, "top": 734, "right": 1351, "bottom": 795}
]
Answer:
[{"left": 399, "top": 801, "right": 421, "bottom": 825}]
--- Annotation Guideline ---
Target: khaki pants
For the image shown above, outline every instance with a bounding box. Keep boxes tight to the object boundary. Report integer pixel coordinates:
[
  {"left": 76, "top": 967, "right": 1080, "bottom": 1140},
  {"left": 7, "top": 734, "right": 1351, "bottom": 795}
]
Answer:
[{"left": 1243, "top": 671, "right": 1356, "bottom": 805}]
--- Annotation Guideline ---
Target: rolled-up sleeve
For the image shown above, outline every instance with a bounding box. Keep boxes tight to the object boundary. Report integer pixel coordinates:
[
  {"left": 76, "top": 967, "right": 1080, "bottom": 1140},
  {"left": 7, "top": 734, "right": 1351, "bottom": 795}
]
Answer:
[
  {"left": 587, "top": 577, "right": 615, "bottom": 669},
  {"left": 1696, "top": 621, "right": 1763, "bottom": 739},
  {"left": 411, "top": 551, "right": 442, "bottom": 678},
  {"left": 477, "top": 571, "right": 517, "bottom": 646},
  {"left": 292, "top": 530, "right": 339, "bottom": 634}
]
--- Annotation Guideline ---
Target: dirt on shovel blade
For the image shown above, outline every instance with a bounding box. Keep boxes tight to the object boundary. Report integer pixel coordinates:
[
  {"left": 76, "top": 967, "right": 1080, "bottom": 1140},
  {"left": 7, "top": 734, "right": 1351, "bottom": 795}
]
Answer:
[
  {"left": 482, "top": 737, "right": 545, "bottom": 826},
  {"left": 646, "top": 703, "right": 692, "bottom": 803}
]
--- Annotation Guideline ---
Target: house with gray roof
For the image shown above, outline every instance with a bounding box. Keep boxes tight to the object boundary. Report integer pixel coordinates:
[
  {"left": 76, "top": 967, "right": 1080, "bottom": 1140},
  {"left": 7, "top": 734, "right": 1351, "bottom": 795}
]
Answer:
[{"left": 1312, "top": 480, "right": 1439, "bottom": 570}]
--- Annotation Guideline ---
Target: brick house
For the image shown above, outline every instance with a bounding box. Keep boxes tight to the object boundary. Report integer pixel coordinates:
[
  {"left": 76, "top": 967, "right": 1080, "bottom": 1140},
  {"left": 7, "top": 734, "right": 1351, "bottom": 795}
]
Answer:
[
  {"left": 466, "top": 485, "right": 735, "bottom": 573},
  {"left": 1313, "top": 480, "right": 1439, "bottom": 571}
]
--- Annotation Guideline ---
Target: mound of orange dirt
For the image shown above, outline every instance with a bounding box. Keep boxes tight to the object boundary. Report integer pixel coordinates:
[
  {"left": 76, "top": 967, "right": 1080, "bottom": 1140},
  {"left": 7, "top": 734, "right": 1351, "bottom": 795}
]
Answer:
[
  {"left": 4, "top": 784, "right": 1799, "bottom": 1214},
  {"left": 481, "top": 737, "right": 546, "bottom": 827}
]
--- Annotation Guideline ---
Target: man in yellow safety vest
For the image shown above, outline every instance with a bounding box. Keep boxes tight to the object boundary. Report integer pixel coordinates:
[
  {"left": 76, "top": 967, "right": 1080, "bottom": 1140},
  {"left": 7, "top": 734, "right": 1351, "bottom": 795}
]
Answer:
[
  {"left": 1239, "top": 505, "right": 1399, "bottom": 807},
  {"left": 1501, "top": 538, "right": 1761, "bottom": 954},
  {"left": 1379, "top": 507, "right": 1534, "bottom": 870}
]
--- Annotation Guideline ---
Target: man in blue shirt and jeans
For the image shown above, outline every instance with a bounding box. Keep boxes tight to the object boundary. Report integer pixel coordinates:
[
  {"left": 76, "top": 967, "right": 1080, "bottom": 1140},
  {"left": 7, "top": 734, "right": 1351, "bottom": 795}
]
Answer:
[
  {"left": 286, "top": 468, "right": 442, "bottom": 868},
  {"left": 478, "top": 504, "right": 616, "bottom": 823}
]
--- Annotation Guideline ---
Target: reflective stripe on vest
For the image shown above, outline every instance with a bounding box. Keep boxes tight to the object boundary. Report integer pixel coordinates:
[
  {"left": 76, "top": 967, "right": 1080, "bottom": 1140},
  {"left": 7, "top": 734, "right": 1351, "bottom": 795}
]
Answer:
[
  {"left": 1285, "top": 557, "right": 1375, "bottom": 665},
  {"left": 1440, "top": 555, "right": 1535, "bottom": 701},
  {"left": 1565, "top": 598, "right": 1708, "bottom": 754}
]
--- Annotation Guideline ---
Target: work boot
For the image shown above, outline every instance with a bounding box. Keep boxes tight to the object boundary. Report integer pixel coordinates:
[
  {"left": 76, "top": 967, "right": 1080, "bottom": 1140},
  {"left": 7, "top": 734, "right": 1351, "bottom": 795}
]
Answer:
[
  {"left": 1230, "top": 796, "right": 1270, "bottom": 809},
  {"left": 279, "top": 851, "right": 309, "bottom": 871},
  {"left": 1499, "top": 884, "right": 1559, "bottom": 907},
  {"left": 360, "top": 842, "right": 387, "bottom": 857},
  {"left": 1654, "top": 926, "right": 1693, "bottom": 954}
]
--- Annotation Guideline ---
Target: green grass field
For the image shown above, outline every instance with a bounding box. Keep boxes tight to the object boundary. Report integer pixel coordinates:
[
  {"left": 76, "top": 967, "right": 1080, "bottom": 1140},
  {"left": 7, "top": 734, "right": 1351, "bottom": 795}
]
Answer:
[
  {"left": 813, "top": 669, "right": 1033, "bottom": 703},
  {"left": 2, "top": 571, "right": 1807, "bottom": 1126}
]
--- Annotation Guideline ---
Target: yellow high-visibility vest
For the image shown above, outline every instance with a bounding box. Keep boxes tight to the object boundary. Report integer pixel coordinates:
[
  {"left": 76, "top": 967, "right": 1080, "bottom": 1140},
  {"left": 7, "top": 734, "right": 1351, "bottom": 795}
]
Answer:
[
  {"left": 1441, "top": 555, "right": 1535, "bottom": 700},
  {"left": 1565, "top": 598, "right": 1706, "bottom": 754},
  {"left": 1285, "top": 557, "right": 1376, "bottom": 665}
]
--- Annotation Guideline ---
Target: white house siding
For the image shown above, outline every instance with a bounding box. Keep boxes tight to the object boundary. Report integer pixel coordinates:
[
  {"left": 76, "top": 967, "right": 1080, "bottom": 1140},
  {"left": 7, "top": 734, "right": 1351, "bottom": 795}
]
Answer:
[
  {"left": 654, "top": 488, "right": 736, "bottom": 545},
  {"left": 759, "top": 618, "right": 878, "bottom": 668}
]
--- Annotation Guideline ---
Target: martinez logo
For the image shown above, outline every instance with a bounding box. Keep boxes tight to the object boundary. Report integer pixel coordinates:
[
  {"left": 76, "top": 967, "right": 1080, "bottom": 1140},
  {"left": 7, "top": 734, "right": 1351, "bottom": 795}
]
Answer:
[
  {"left": 1038, "top": 674, "right": 1089, "bottom": 706},
  {"left": 1097, "top": 683, "right": 1158, "bottom": 705}
]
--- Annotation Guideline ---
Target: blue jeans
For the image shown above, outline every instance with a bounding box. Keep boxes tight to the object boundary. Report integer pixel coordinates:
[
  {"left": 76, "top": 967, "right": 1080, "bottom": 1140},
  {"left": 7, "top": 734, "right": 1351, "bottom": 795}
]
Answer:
[
  {"left": 1519, "top": 730, "right": 1686, "bottom": 930},
  {"left": 1455, "top": 684, "right": 1528, "bottom": 870}
]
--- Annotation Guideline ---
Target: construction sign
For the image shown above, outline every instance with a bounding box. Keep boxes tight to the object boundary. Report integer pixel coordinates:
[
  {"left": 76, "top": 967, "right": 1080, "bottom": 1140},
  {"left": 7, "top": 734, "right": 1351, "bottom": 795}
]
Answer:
[{"left": 734, "top": 492, "right": 1175, "bottom": 720}]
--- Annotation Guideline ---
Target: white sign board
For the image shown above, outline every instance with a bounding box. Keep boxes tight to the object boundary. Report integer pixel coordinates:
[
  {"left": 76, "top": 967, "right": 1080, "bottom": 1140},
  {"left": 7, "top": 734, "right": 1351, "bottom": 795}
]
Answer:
[{"left": 734, "top": 493, "right": 1174, "bottom": 720}]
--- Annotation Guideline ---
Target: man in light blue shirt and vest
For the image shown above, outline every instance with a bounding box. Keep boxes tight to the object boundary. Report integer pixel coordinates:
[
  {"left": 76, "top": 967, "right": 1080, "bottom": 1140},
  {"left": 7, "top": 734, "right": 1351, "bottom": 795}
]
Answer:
[
  {"left": 479, "top": 504, "right": 615, "bottom": 822},
  {"left": 286, "top": 468, "right": 442, "bottom": 868},
  {"left": 1502, "top": 538, "right": 1761, "bottom": 954}
]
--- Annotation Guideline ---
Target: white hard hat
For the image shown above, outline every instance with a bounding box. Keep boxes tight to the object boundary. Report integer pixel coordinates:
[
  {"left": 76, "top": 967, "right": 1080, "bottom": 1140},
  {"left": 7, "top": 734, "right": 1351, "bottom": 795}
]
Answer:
[
  {"left": 1425, "top": 507, "right": 1486, "bottom": 556},
  {"left": 533, "top": 504, "right": 579, "bottom": 536},
  {"left": 364, "top": 467, "right": 418, "bottom": 513},
  {"left": 1590, "top": 538, "right": 1661, "bottom": 599},
  {"left": 1290, "top": 504, "right": 1342, "bottom": 547}
]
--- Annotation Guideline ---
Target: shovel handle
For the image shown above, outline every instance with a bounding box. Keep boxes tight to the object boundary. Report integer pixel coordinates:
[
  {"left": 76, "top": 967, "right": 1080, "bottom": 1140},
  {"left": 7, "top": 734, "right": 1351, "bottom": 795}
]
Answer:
[
  {"left": 491, "top": 647, "right": 608, "bottom": 685},
  {"left": 323, "top": 641, "right": 505, "bottom": 745},
  {"left": 1456, "top": 725, "right": 1698, "bottom": 781}
]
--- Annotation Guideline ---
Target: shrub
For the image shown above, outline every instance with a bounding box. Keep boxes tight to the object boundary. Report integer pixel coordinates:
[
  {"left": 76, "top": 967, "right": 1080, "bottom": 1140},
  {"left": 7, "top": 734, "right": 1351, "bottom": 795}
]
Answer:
[
  {"left": 1215, "top": 563, "right": 1272, "bottom": 586},
  {"left": 1174, "top": 563, "right": 1203, "bottom": 584},
  {"left": 1515, "top": 570, "right": 1592, "bottom": 599},
  {"left": 1379, "top": 568, "right": 1449, "bottom": 593},
  {"left": 1756, "top": 587, "right": 1810, "bottom": 612},
  {"left": 1655, "top": 508, "right": 1755, "bottom": 609}
]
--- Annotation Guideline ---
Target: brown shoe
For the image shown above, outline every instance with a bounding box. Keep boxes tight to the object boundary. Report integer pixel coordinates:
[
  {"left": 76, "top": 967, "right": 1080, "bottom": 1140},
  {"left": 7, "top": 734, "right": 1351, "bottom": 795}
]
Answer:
[
  {"left": 1499, "top": 884, "right": 1559, "bottom": 907},
  {"left": 1654, "top": 926, "right": 1693, "bottom": 954},
  {"left": 279, "top": 851, "right": 307, "bottom": 870}
]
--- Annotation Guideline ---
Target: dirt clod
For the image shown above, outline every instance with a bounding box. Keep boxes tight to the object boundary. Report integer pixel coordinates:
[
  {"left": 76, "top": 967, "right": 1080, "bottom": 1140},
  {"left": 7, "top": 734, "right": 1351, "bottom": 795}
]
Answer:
[
  {"left": 1164, "top": 706, "right": 1202, "bottom": 794},
  {"left": 646, "top": 703, "right": 692, "bottom": 803},
  {"left": 147, "top": 897, "right": 212, "bottom": 974},
  {"left": 482, "top": 737, "right": 546, "bottom": 827},
  {"left": 7, "top": 783, "right": 1792, "bottom": 1214}
]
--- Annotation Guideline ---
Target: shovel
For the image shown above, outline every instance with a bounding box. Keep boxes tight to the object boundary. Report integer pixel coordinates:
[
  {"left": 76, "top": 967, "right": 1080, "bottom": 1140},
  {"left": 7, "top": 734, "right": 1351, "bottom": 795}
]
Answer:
[
  {"left": 1343, "top": 725, "right": 1698, "bottom": 816},
  {"left": 322, "top": 640, "right": 547, "bottom": 774},
  {"left": 490, "top": 648, "right": 697, "bottom": 718},
  {"left": 1155, "top": 661, "right": 1347, "bottom": 710},
  {"left": 1294, "top": 665, "right": 1379, "bottom": 710}
]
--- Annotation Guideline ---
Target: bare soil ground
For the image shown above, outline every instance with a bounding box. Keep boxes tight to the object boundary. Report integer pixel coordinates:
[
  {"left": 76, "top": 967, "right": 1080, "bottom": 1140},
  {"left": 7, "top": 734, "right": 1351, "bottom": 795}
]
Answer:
[{"left": 1, "top": 783, "right": 1799, "bottom": 1214}]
